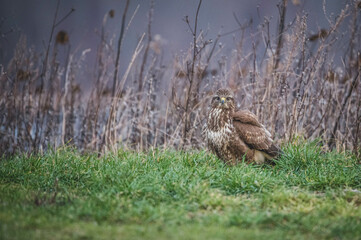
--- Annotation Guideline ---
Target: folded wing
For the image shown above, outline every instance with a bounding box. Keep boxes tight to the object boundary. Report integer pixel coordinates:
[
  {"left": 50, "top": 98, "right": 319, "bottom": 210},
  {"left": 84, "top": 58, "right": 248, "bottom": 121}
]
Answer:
[{"left": 232, "top": 110, "right": 280, "bottom": 158}]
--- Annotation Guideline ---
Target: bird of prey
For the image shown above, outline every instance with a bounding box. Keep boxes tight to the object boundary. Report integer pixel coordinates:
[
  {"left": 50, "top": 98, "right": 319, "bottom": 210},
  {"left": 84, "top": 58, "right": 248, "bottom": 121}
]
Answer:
[{"left": 204, "top": 88, "right": 281, "bottom": 165}]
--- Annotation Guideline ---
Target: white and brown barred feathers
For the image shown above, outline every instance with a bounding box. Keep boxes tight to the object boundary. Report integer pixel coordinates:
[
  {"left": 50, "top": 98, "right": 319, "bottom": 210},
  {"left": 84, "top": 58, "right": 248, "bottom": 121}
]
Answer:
[{"left": 204, "top": 88, "right": 281, "bottom": 165}]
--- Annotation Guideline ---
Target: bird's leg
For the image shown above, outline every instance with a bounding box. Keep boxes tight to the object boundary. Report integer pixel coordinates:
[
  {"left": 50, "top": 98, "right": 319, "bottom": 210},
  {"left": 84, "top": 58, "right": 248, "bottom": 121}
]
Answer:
[
  {"left": 244, "top": 149, "right": 256, "bottom": 163},
  {"left": 233, "top": 139, "right": 255, "bottom": 164}
]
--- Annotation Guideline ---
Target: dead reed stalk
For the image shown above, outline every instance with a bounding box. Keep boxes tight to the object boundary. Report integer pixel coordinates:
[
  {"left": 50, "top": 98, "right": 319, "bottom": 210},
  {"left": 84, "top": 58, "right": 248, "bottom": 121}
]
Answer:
[{"left": 0, "top": 1, "right": 360, "bottom": 155}]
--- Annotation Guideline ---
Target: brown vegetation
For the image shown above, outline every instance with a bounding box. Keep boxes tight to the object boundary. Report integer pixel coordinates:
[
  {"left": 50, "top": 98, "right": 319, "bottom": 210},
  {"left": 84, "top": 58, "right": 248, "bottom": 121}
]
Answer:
[{"left": 0, "top": 0, "right": 360, "bottom": 155}]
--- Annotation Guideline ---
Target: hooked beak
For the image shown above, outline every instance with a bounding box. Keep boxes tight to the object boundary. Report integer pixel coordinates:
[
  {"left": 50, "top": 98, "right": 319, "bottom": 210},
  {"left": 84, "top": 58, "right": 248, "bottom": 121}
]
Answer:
[{"left": 220, "top": 97, "right": 225, "bottom": 104}]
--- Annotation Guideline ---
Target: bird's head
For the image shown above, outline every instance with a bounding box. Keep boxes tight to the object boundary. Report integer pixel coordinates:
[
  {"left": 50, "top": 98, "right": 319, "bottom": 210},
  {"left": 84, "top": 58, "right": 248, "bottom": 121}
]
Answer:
[{"left": 211, "top": 88, "right": 235, "bottom": 110}]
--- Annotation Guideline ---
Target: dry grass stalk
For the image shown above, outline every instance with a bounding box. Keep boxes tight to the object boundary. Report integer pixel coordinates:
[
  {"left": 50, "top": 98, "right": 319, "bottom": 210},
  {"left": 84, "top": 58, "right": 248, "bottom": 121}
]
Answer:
[{"left": 0, "top": 1, "right": 360, "bottom": 155}]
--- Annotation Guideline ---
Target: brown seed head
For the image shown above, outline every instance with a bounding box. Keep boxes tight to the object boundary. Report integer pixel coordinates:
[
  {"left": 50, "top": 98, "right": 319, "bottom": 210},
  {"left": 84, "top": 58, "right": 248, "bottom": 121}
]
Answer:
[
  {"left": 309, "top": 29, "right": 328, "bottom": 42},
  {"left": 56, "top": 30, "right": 69, "bottom": 45},
  {"left": 109, "top": 9, "right": 115, "bottom": 18}
]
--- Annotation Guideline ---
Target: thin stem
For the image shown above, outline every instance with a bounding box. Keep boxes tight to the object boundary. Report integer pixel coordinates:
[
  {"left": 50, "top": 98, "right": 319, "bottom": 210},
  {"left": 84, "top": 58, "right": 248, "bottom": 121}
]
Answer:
[{"left": 112, "top": 0, "right": 130, "bottom": 98}]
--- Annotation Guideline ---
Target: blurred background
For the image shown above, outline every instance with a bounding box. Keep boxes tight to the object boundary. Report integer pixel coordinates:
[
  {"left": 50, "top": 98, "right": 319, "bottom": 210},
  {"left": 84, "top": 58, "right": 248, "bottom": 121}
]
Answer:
[
  {"left": 0, "top": 0, "right": 360, "bottom": 155},
  {"left": 0, "top": 0, "right": 348, "bottom": 69}
]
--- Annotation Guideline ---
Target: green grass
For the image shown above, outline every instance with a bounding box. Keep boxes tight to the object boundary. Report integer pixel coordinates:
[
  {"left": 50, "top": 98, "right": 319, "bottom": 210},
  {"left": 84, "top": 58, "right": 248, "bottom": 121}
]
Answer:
[{"left": 1, "top": 140, "right": 361, "bottom": 240}]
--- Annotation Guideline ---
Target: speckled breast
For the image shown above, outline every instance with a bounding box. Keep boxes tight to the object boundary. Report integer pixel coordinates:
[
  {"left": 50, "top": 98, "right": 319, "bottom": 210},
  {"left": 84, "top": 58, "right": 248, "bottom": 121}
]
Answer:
[{"left": 206, "top": 108, "right": 234, "bottom": 150}]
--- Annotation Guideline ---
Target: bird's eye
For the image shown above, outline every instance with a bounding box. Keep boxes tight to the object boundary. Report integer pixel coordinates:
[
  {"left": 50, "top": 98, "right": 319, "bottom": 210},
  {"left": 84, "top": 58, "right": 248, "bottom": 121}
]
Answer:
[
  {"left": 214, "top": 96, "right": 220, "bottom": 101},
  {"left": 226, "top": 97, "right": 232, "bottom": 101}
]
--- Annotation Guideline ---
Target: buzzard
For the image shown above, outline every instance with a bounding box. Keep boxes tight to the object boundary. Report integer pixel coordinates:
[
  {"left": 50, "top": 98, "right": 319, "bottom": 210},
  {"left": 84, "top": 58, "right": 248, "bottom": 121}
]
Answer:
[{"left": 204, "top": 88, "right": 280, "bottom": 165}]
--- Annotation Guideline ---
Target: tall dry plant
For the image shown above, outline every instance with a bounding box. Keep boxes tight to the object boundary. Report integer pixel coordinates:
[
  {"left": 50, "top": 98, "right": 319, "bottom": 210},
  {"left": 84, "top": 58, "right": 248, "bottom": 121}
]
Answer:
[{"left": 0, "top": 0, "right": 360, "bottom": 156}]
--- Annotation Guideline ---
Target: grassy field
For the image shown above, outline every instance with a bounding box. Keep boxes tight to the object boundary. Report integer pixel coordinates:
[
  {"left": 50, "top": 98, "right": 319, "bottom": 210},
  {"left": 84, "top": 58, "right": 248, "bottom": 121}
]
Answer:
[{"left": 1, "top": 140, "right": 361, "bottom": 240}]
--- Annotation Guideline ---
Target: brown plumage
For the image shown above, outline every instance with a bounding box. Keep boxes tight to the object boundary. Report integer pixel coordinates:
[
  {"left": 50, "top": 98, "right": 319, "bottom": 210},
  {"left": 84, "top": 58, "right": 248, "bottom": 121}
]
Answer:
[{"left": 204, "top": 88, "right": 281, "bottom": 165}]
